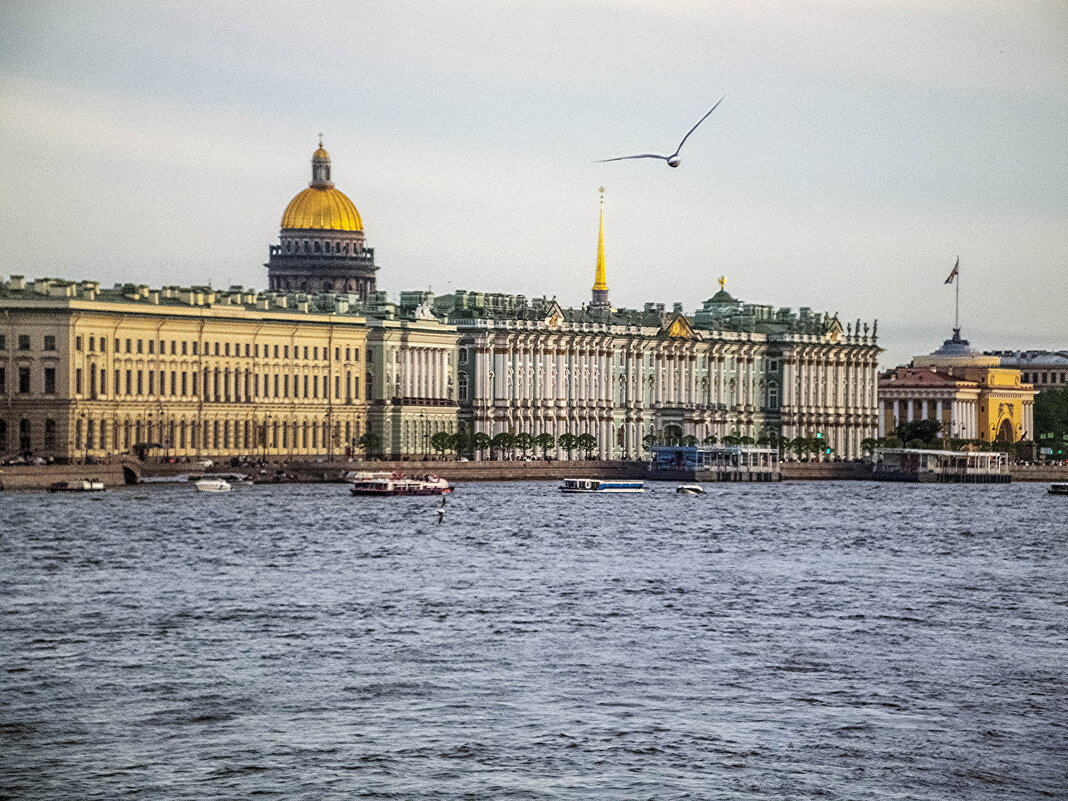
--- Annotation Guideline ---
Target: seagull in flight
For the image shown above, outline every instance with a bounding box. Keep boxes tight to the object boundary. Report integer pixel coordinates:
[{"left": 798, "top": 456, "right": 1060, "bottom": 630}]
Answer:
[{"left": 597, "top": 96, "right": 725, "bottom": 168}]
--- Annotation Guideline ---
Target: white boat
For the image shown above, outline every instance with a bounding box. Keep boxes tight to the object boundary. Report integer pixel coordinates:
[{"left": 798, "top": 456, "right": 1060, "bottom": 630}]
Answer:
[
  {"left": 1049, "top": 483, "right": 1068, "bottom": 496},
  {"left": 48, "top": 478, "right": 105, "bottom": 493},
  {"left": 560, "top": 478, "right": 645, "bottom": 494},
  {"left": 195, "top": 472, "right": 254, "bottom": 488},
  {"left": 195, "top": 478, "right": 232, "bottom": 493},
  {"left": 676, "top": 484, "right": 706, "bottom": 495},
  {"left": 350, "top": 471, "right": 453, "bottom": 496}
]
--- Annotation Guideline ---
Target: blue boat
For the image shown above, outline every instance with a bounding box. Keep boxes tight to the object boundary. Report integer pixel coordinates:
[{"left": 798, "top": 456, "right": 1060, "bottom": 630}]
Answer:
[{"left": 560, "top": 478, "right": 644, "bottom": 494}]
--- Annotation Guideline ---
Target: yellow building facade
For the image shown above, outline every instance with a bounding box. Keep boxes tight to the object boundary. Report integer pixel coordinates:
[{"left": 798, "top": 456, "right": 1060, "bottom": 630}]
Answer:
[
  {"left": 879, "top": 330, "right": 1037, "bottom": 444},
  {"left": 1, "top": 276, "right": 369, "bottom": 462}
]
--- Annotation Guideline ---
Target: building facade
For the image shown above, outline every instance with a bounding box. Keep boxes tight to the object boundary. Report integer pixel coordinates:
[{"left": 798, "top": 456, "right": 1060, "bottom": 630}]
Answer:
[
  {"left": 879, "top": 330, "right": 1037, "bottom": 443},
  {"left": 1, "top": 276, "right": 370, "bottom": 462},
  {"left": 266, "top": 142, "right": 379, "bottom": 300},
  {"left": 434, "top": 282, "right": 880, "bottom": 460},
  {"left": 986, "top": 350, "right": 1068, "bottom": 392},
  {"left": 365, "top": 294, "right": 460, "bottom": 458}
]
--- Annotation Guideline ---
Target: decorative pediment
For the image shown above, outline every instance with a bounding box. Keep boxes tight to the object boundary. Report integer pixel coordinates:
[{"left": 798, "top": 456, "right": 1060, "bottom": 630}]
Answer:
[
  {"left": 824, "top": 314, "right": 844, "bottom": 342},
  {"left": 661, "top": 313, "right": 697, "bottom": 340},
  {"left": 542, "top": 300, "right": 565, "bottom": 327}
]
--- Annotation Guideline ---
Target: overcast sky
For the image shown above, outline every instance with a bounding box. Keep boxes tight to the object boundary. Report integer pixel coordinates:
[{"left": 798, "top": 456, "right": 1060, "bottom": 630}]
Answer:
[{"left": 1, "top": 1, "right": 1064, "bottom": 366}]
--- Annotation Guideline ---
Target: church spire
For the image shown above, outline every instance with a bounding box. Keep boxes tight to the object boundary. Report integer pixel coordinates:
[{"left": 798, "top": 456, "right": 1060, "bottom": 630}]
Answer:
[{"left": 591, "top": 187, "right": 609, "bottom": 311}]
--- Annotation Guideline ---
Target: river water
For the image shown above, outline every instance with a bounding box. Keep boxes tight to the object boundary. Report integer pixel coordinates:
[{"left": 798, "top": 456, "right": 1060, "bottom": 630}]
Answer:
[{"left": 1, "top": 480, "right": 1065, "bottom": 799}]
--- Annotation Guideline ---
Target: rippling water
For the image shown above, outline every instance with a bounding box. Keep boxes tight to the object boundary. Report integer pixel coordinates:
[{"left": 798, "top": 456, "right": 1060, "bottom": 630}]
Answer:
[{"left": 2, "top": 480, "right": 1066, "bottom": 799}]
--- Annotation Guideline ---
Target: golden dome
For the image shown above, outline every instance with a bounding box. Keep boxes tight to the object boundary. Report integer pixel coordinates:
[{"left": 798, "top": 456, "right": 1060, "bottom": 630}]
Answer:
[
  {"left": 281, "top": 186, "right": 363, "bottom": 231},
  {"left": 313, "top": 146, "right": 329, "bottom": 159}
]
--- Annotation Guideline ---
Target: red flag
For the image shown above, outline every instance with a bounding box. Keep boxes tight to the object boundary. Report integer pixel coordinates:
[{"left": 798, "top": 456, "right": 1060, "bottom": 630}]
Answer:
[{"left": 944, "top": 256, "right": 959, "bottom": 285}]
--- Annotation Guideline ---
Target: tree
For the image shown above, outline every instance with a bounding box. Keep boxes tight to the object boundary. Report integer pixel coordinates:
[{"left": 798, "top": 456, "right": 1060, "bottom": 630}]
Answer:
[
  {"left": 514, "top": 431, "right": 534, "bottom": 458},
  {"left": 533, "top": 432, "right": 555, "bottom": 458},
  {"left": 558, "top": 432, "right": 577, "bottom": 458},
  {"left": 895, "top": 419, "right": 941, "bottom": 447},
  {"left": 738, "top": 435, "right": 755, "bottom": 445},
  {"left": 490, "top": 432, "right": 515, "bottom": 459},
  {"left": 1035, "top": 388, "right": 1068, "bottom": 460},
  {"left": 576, "top": 432, "right": 597, "bottom": 457},
  {"left": 642, "top": 433, "right": 660, "bottom": 450},
  {"left": 702, "top": 435, "right": 718, "bottom": 446},
  {"left": 722, "top": 434, "right": 740, "bottom": 446},
  {"left": 860, "top": 437, "right": 879, "bottom": 456},
  {"left": 358, "top": 431, "right": 381, "bottom": 457},
  {"left": 681, "top": 435, "right": 698, "bottom": 447},
  {"left": 451, "top": 428, "right": 471, "bottom": 457},
  {"left": 472, "top": 432, "right": 491, "bottom": 460},
  {"left": 430, "top": 431, "right": 452, "bottom": 458}
]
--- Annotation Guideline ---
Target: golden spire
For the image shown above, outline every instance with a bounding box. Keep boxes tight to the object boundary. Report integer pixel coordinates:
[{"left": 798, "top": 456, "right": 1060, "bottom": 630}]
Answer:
[
  {"left": 593, "top": 187, "right": 607, "bottom": 292},
  {"left": 718, "top": 275, "right": 726, "bottom": 290}
]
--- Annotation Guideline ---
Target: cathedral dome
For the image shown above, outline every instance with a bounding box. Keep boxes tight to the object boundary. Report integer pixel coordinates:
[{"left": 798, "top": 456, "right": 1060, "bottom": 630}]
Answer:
[
  {"left": 280, "top": 141, "right": 364, "bottom": 231},
  {"left": 281, "top": 186, "right": 363, "bottom": 231}
]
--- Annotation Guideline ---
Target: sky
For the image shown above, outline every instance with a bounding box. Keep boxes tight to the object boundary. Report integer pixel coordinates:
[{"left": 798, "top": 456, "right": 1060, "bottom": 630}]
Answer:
[{"left": 0, "top": 0, "right": 1065, "bottom": 367}]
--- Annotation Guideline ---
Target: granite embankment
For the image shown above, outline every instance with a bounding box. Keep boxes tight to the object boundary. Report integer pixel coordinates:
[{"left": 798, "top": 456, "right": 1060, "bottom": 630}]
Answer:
[{"left": 3, "top": 459, "right": 1066, "bottom": 491}]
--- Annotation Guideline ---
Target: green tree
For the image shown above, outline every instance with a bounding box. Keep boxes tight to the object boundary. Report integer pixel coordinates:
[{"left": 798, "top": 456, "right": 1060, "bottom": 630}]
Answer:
[
  {"left": 451, "top": 428, "right": 471, "bottom": 457},
  {"left": 702, "top": 435, "right": 718, "bottom": 446},
  {"left": 472, "top": 432, "right": 491, "bottom": 460},
  {"left": 642, "top": 433, "right": 660, "bottom": 450},
  {"left": 860, "top": 437, "right": 879, "bottom": 456},
  {"left": 895, "top": 419, "right": 941, "bottom": 447},
  {"left": 430, "top": 431, "right": 452, "bottom": 458},
  {"left": 558, "top": 432, "right": 577, "bottom": 457},
  {"left": 358, "top": 431, "right": 381, "bottom": 457},
  {"left": 576, "top": 432, "right": 597, "bottom": 456},
  {"left": 738, "top": 435, "right": 755, "bottom": 445},
  {"left": 1035, "top": 388, "right": 1068, "bottom": 460},
  {"left": 514, "top": 431, "right": 534, "bottom": 458},
  {"left": 681, "top": 434, "right": 698, "bottom": 447},
  {"left": 533, "top": 432, "right": 555, "bottom": 458},
  {"left": 722, "top": 434, "right": 740, "bottom": 446},
  {"left": 490, "top": 432, "right": 515, "bottom": 459}
]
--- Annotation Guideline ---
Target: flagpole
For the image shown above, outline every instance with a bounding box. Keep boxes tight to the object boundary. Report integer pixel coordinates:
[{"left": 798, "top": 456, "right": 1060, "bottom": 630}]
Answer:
[{"left": 954, "top": 257, "right": 960, "bottom": 332}]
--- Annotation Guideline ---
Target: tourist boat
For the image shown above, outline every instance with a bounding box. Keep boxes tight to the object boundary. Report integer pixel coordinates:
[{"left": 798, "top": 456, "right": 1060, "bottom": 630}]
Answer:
[
  {"left": 193, "top": 472, "right": 254, "bottom": 488},
  {"left": 676, "top": 484, "right": 706, "bottom": 495},
  {"left": 47, "top": 479, "right": 105, "bottom": 493},
  {"left": 195, "top": 478, "right": 232, "bottom": 493},
  {"left": 349, "top": 471, "right": 453, "bottom": 496},
  {"left": 1049, "top": 483, "right": 1068, "bottom": 496},
  {"left": 560, "top": 478, "right": 645, "bottom": 494}
]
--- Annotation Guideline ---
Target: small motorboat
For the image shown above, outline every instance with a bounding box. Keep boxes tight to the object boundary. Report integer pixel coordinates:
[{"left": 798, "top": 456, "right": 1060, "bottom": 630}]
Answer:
[
  {"left": 195, "top": 478, "right": 232, "bottom": 493},
  {"left": 350, "top": 471, "right": 453, "bottom": 496},
  {"left": 676, "top": 484, "right": 706, "bottom": 495},
  {"left": 560, "top": 478, "right": 645, "bottom": 494},
  {"left": 47, "top": 479, "right": 106, "bottom": 493},
  {"left": 194, "top": 472, "right": 254, "bottom": 488},
  {"left": 1049, "top": 483, "right": 1068, "bottom": 496}
]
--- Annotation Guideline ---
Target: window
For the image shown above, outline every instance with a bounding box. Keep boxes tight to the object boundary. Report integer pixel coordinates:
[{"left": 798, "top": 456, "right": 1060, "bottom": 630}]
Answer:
[
  {"left": 19, "top": 334, "right": 31, "bottom": 351},
  {"left": 171, "top": 371, "right": 177, "bottom": 395},
  {"left": 274, "top": 374, "right": 279, "bottom": 397},
  {"left": 214, "top": 342, "right": 220, "bottom": 356},
  {"left": 21, "top": 367, "right": 32, "bottom": 394},
  {"left": 274, "top": 345, "right": 279, "bottom": 358},
  {"left": 44, "top": 367, "right": 56, "bottom": 394},
  {"left": 353, "top": 376, "right": 360, "bottom": 399},
  {"left": 115, "top": 338, "right": 120, "bottom": 352},
  {"left": 769, "top": 359, "right": 779, "bottom": 372},
  {"left": 313, "top": 347, "right": 318, "bottom": 360},
  {"left": 125, "top": 338, "right": 132, "bottom": 353},
  {"left": 171, "top": 340, "right": 177, "bottom": 355},
  {"left": 19, "top": 419, "right": 31, "bottom": 452},
  {"left": 225, "top": 343, "right": 230, "bottom": 356},
  {"left": 0, "top": 334, "right": 5, "bottom": 350},
  {"left": 148, "top": 340, "right": 154, "bottom": 354},
  {"left": 148, "top": 371, "right": 154, "bottom": 395},
  {"left": 137, "top": 370, "right": 143, "bottom": 395},
  {"left": 126, "top": 370, "right": 132, "bottom": 395},
  {"left": 284, "top": 345, "right": 289, "bottom": 359},
  {"left": 0, "top": 367, "right": 5, "bottom": 394},
  {"left": 335, "top": 347, "right": 340, "bottom": 361},
  {"left": 335, "top": 375, "right": 340, "bottom": 399},
  {"left": 459, "top": 373, "right": 469, "bottom": 402},
  {"left": 304, "top": 375, "right": 309, "bottom": 398},
  {"left": 99, "top": 370, "right": 106, "bottom": 395},
  {"left": 137, "top": 339, "right": 143, "bottom": 354},
  {"left": 245, "top": 344, "right": 250, "bottom": 358},
  {"left": 458, "top": 348, "right": 468, "bottom": 365},
  {"left": 99, "top": 338, "right": 106, "bottom": 353},
  {"left": 88, "top": 337, "right": 95, "bottom": 352},
  {"left": 114, "top": 369, "right": 120, "bottom": 395},
  {"left": 353, "top": 348, "right": 360, "bottom": 362},
  {"left": 304, "top": 346, "right": 309, "bottom": 360},
  {"left": 44, "top": 419, "right": 56, "bottom": 450},
  {"left": 767, "top": 383, "right": 779, "bottom": 410},
  {"left": 44, "top": 335, "right": 56, "bottom": 351}
]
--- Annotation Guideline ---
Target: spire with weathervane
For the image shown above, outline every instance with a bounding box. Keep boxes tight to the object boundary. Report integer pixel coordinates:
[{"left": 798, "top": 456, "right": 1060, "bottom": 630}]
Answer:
[{"left": 591, "top": 187, "right": 610, "bottom": 311}]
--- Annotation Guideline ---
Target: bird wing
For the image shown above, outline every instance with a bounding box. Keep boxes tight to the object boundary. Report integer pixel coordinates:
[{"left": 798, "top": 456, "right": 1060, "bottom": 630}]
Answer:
[
  {"left": 672, "top": 95, "right": 725, "bottom": 156},
  {"left": 595, "top": 154, "right": 668, "bottom": 163}
]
